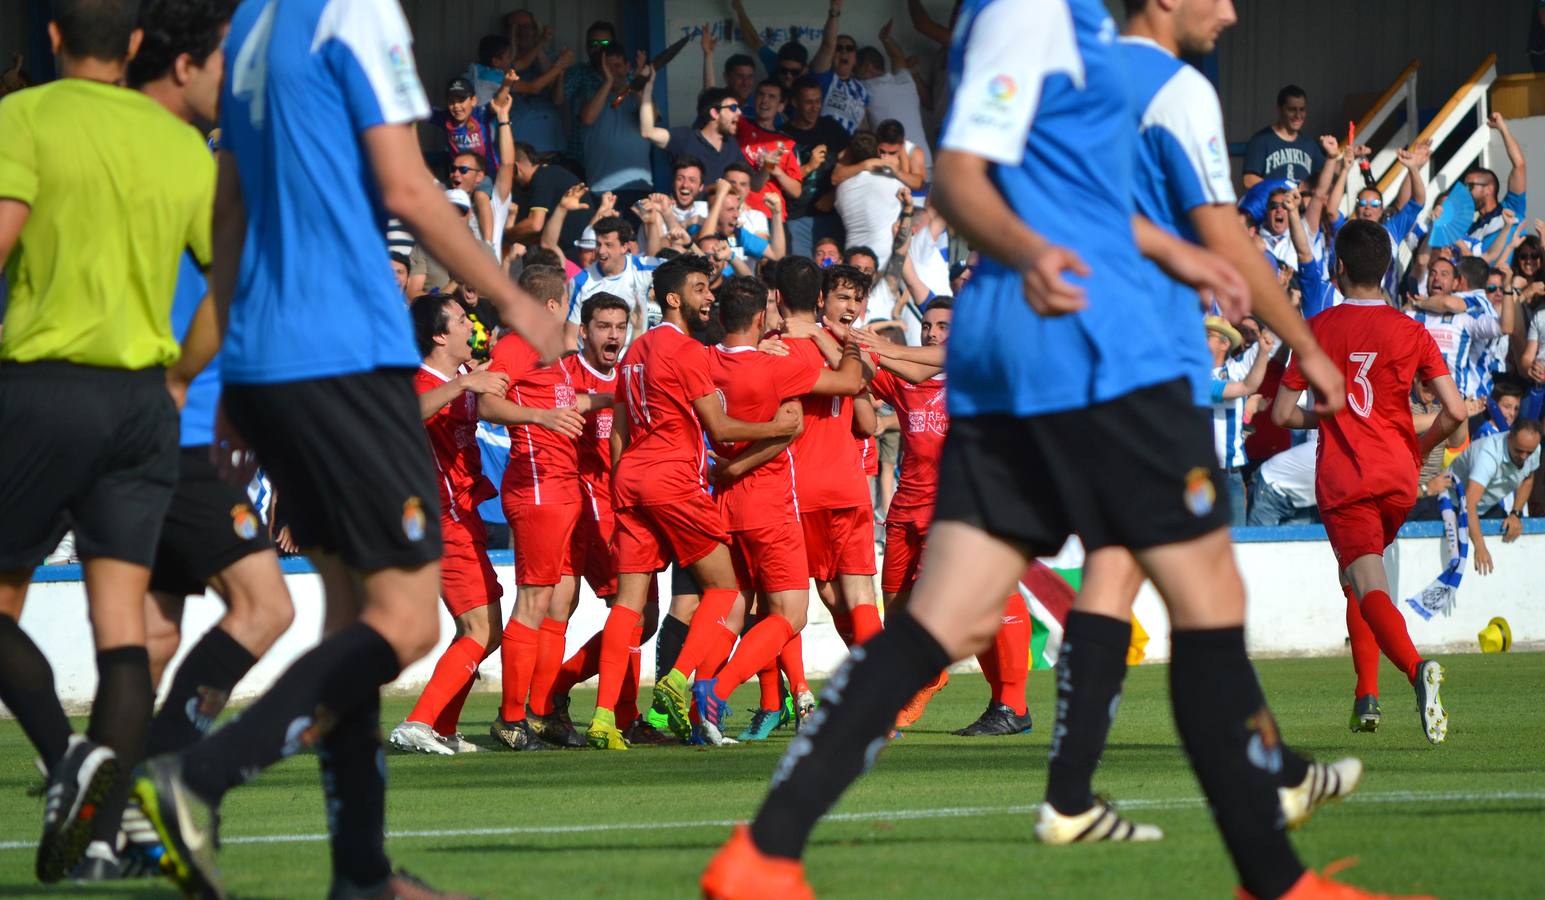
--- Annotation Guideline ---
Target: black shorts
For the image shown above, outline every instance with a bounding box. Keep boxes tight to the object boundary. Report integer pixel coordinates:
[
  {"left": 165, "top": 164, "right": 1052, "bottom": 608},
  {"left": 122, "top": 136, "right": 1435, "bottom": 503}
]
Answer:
[
  {"left": 933, "top": 378, "right": 1229, "bottom": 557},
  {"left": 222, "top": 369, "right": 441, "bottom": 573},
  {"left": 150, "top": 447, "right": 274, "bottom": 596},
  {"left": 0, "top": 362, "right": 179, "bottom": 570}
]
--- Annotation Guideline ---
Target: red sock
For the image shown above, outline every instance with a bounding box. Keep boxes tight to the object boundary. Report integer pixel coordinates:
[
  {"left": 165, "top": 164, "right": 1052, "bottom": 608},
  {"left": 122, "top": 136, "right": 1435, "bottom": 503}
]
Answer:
[
  {"left": 1358, "top": 590, "right": 1421, "bottom": 683},
  {"left": 595, "top": 605, "right": 642, "bottom": 713},
  {"left": 701, "top": 627, "right": 736, "bottom": 680},
  {"left": 433, "top": 673, "right": 478, "bottom": 737},
  {"left": 832, "top": 609, "right": 855, "bottom": 646},
  {"left": 671, "top": 588, "right": 738, "bottom": 678},
  {"left": 408, "top": 636, "right": 483, "bottom": 733},
  {"left": 617, "top": 621, "right": 644, "bottom": 725},
  {"left": 758, "top": 663, "right": 782, "bottom": 711},
  {"left": 713, "top": 616, "right": 795, "bottom": 702},
  {"left": 995, "top": 593, "right": 1031, "bottom": 716},
  {"left": 976, "top": 642, "right": 1002, "bottom": 701},
  {"left": 1344, "top": 585, "right": 1381, "bottom": 696},
  {"left": 850, "top": 604, "right": 882, "bottom": 645},
  {"left": 527, "top": 618, "right": 567, "bottom": 716},
  {"left": 498, "top": 621, "right": 539, "bottom": 722},
  {"left": 779, "top": 633, "right": 809, "bottom": 695},
  {"left": 553, "top": 629, "right": 602, "bottom": 696}
]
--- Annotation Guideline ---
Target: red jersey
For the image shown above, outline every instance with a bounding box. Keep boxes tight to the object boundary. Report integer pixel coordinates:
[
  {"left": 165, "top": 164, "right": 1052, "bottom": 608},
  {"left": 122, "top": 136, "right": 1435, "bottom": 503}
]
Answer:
[
  {"left": 870, "top": 370, "right": 947, "bottom": 525},
  {"left": 414, "top": 365, "right": 496, "bottom": 524},
  {"left": 735, "top": 119, "right": 803, "bottom": 221},
  {"left": 857, "top": 435, "right": 878, "bottom": 477},
  {"left": 786, "top": 335, "right": 870, "bottom": 511},
  {"left": 613, "top": 323, "right": 717, "bottom": 508},
  {"left": 561, "top": 353, "right": 617, "bottom": 511},
  {"left": 1244, "top": 358, "right": 1292, "bottom": 462},
  {"left": 709, "top": 344, "right": 821, "bottom": 530},
  {"left": 489, "top": 334, "right": 579, "bottom": 505},
  {"left": 1282, "top": 298, "right": 1448, "bottom": 510}
]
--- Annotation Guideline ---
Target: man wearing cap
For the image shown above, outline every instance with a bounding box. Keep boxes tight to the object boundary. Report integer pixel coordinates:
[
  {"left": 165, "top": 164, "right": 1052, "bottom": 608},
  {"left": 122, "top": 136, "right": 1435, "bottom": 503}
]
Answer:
[
  {"left": 1206, "top": 316, "right": 1273, "bottom": 524},
  {"left": 432, "top": 75, "right": 509, "bottom": 174}
]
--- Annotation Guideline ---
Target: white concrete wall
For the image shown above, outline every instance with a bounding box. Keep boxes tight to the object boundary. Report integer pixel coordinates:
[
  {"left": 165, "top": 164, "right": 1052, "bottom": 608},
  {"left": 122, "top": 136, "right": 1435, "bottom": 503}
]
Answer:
[{"left": 10, "top": 530, "right": 1543, "bottom": 711}]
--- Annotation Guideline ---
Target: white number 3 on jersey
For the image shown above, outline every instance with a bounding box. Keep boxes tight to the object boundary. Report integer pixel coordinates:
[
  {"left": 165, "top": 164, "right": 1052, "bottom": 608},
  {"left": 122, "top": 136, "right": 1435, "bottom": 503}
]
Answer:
[{"left": 1348, "top": 352, "right": 1377, "bottom": 418}]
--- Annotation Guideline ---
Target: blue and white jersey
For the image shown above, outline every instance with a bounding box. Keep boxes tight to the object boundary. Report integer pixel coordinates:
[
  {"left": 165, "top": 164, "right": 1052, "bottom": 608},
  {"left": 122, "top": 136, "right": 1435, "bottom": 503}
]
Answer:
[
  {"left": 169, "top": 253, "right": 221, "bottom": 447},
  {"left": 1119, "top": 36, "right": 1234, "bottom": 407},
  {"left": 565, "top": 254, "right": 661, "bottom": 345},
  {"left": 1210, "top": 366, "right": 1246, "bottom": 470},
  {"left": 940, "top": 0, "right": 1182, "bottom": 417},
  {"left": 219, "top": 0, "right": 430, "bottom": 384},
  {"left": 1408, "top": 304, "right": 1502, "bottom": 399}
]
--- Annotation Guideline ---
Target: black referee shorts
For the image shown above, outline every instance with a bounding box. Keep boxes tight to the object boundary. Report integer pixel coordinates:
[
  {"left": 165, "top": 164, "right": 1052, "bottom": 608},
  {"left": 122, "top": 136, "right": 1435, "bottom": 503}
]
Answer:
[
  {"left": 933, "top": 378, "right": 1230, "bottom": 557},
  {"left": 149, "top": 446, "right": 275, "bottom": 597},
  {"left": 221, "top": 368, "right": 442, "bottom": 573},
  {"left": 0, "top": 361, "right": 179, "bottom": 570}
]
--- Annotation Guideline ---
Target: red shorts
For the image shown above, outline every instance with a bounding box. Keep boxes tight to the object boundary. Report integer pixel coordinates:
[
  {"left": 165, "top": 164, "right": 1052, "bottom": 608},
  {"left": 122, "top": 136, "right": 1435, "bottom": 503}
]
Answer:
[
  {"left": 800, "top": 505, "right": 876, "bottom": 582},
  {"left": 881, "top": 517, "right": 928, "bottom": 594},
  {"left": 730, "top": 519, "right": 810, "bottom": 594},
  {"left": 506, "top": 499, "right": 581, "bottom": 587},
  {"left": 440, "top": 515, "right": 502, "bottom": 618},
  {"left": 614, "top": 492, "right": 729, "bottom": 574},
  {"left": 1322, "top": 494, "right": 1412, "bottom": 570},
  {"left": 565, "top": 498, "right": 618, "bottom": 597}
]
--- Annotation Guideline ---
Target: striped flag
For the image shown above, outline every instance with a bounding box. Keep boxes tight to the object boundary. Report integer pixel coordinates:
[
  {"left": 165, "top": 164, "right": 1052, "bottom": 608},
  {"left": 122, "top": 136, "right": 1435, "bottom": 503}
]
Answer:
[{"left": 1022, "top": 562, "right": 1148, "bottom": 668}]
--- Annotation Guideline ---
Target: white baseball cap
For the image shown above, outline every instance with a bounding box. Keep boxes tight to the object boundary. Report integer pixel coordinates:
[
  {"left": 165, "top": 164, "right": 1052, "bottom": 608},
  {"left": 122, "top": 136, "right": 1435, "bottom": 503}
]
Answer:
[{"left": 445, "top": 188, "right": 472, "bottom": 211}]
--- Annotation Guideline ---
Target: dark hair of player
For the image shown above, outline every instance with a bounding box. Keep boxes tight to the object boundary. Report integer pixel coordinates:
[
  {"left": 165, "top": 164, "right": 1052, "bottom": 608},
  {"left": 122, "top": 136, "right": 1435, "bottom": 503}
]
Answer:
[
  {"left": 717, "top": 276, "right": 768, "bottom": 333},
  {"left": 410, "top": 293, "right": 458, "bottom": 358},
  {"left": 653, "top": 255, "right": 714, "bottom": 310},
  {"left": 592, "top": 216, "right": 635, "bottom": 245},
  {"left": 518, "top": 264, "right": 567, "bottom": 306},
  {"left": 125, "top": 0, "right": 236, "bottom": 88},
  {"left": 775, "top": 256, "right": 823, "bottom": 313},
  {"left": 1453, "top": 256, "right": 1490, "bottom": 293},
  {"left": 924, "top": 295, "right": 954, "bottom": 313},
  {"left": 56, "top": 0, "right": 146, "bottom": 62},
  {"left": 824, "top": 263, "right": 873, "bottom": 300},
  {"left": 581, "top": 291, "right": 630, "bottom": 326},
  {"left": 1332, "top": 220, "right": 1391, "bottom": 288}
]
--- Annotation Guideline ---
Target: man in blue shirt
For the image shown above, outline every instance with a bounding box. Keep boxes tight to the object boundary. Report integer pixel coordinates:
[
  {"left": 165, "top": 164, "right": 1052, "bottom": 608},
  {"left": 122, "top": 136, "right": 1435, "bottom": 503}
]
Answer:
[
  {"left": 1465, "top": 112, "right": 1529, "bottom": 253},
  {"left": 133, "top": 2, "right": 563, "bottom": 897},
  {"left": 702, "top": 2, "right": 1355, "bottom": 899}
]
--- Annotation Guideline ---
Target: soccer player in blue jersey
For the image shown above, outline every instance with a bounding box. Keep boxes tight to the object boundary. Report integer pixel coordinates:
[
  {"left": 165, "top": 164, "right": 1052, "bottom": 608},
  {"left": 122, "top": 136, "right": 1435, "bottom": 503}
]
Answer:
[
  {"left": 1031, "top": 0, "right": 1370, "bottom": 860},
  {"left": 133, "top": 1, "right": 562, "bottom": 897},
  {"left": 702, "top": 2, "right": 1388, "bottom": 899}
]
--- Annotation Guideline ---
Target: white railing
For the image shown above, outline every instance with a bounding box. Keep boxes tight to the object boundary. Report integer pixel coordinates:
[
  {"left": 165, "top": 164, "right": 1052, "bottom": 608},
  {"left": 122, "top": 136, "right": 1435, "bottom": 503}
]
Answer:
[
  {"left": 1374, "top": 54, "right": 1499, "bottom": 274},
  {"left": 1341, "top": 60, "right": 1421, "bottom": 217}
]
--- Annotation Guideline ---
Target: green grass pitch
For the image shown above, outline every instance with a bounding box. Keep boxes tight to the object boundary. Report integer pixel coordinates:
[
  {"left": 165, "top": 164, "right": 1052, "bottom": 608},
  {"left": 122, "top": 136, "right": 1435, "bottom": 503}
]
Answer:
[{"left": 0, "top": 652, "right": 1541, "bottom": 898}]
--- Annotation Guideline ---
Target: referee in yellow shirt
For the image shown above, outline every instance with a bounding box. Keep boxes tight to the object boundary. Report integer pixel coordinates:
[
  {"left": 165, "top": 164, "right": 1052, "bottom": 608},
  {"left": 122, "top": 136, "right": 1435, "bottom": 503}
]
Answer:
[{"left": 0, "top": 0, "right": 215, "bottom": 883}]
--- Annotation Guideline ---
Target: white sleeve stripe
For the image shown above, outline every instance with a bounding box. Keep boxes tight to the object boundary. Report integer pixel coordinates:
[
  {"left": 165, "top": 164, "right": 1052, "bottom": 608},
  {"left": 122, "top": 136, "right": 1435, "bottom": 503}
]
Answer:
[
  {"left": 314, "top": 0, "right": 429, "bottom": 125},
  {"left": 1141, "top": 66, "right": 1235, "bottom": 206},
  {"left": 939, "top": 0, "right": 1083, "bottom": 167}
]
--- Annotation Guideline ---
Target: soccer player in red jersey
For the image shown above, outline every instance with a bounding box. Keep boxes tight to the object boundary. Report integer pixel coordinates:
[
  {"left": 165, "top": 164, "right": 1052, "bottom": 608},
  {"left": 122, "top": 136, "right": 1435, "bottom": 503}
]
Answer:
[
  {"left": 1273, "top": 220, "right": 1467, "bottom": 745},
  {"left": 588, "top": 256, "right": 801, "bottom": 750},
  {"left": 389, "top": 296, "right": 511, "bottom": 756},
  {"left": 534, "top": 292, "right": 670, "bottom": 746},
  {"left": 481, "top": 265, "right": 599, "bottom": 751},
  {"left": 692, "top": 276, "right": 864, "bottom": 744}
]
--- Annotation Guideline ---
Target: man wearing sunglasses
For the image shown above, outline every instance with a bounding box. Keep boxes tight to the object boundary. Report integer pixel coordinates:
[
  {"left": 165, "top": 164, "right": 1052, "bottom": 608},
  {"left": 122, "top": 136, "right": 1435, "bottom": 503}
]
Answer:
[
  {"left": 562, "top": 20, "right": 620, "bottom": 165},
  {"left": 1352, "top": 139, "right": 1430, "bottom": 297},
  {"left": 1465, "top": 112, "right": 1528, "bottom": 254},
  {"left": 808, "top": 0, "right": 870, "bottom": 135},
  {"left": 639, "top": 68, "right": 746, "bottom": 184},
  {"left": 730, "top": 0, "right": 812, "bottom": 89}
]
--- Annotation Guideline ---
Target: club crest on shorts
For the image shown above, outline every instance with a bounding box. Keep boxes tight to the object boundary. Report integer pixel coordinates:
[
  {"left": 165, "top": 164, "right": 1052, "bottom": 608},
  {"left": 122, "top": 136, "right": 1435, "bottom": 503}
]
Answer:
[
  {"left": 402, "top": 496, "right": 427, "bottom": 541},
  {"left": 231, "top": 504, "right": 260, "bottom": 540},
  {"left": 1244, "top": 707, "right": 1283, "bottom": 774},
  {"left": 1183, "top": 467, "right": 1216, "bottom": 517}
]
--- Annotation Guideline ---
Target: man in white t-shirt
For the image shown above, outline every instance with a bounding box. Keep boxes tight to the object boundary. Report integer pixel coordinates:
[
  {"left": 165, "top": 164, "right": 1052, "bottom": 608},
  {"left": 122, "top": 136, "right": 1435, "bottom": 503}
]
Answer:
[
  {"left": 835, "top": 132, "right": 905, "bottom": 273},
  {"left": 856, "top": 38, "right": 931, "bottom": 178},
  {"left": 1247, "top": 434, "right": 1318, "bottom": 525},
  {"left": 667, "top": 155, "right": 708, "bottom": 226},
  {"left": 564, "top": 216, "right": 658, "bottom": 350}
]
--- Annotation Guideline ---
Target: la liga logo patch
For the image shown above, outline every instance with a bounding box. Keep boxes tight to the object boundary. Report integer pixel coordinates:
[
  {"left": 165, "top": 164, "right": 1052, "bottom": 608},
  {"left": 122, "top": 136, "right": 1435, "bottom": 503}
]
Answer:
[
  {"left": 402, "top": 496, "right": 427, "bottom": 541},
  {"left": 1183, "top": 467, "right": 1216, "bottom": 517}
]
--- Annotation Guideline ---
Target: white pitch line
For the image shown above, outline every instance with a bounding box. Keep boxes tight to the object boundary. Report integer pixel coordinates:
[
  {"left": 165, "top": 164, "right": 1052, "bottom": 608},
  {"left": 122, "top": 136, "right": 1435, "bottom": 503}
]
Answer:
[{"left": 1, "top": 789, "right": 1540, "bottom": 852}]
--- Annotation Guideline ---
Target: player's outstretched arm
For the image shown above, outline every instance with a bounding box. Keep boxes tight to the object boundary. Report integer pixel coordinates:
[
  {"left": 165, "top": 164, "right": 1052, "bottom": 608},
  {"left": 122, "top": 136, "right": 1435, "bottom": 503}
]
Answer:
[
  {"left": 364, "top": 123, "right": 563, "bottom": 362},
  {"left": 808, "top": 339, "right": 866, "bottom": 396},
  {"left": 852, "top": 392, "right": 878, "bottom": 437},
  {"left": 713, "top": 400, "right": 804, "bottom": 485},
  {"left": 477, "top": 393, "right": 585, "bottom": 437},
  {"left": 1416, "top": 373, "right": 1467, "bottom": 460},
  {"left": 693, "top": 392, "right": 802, "bottom": 443}
]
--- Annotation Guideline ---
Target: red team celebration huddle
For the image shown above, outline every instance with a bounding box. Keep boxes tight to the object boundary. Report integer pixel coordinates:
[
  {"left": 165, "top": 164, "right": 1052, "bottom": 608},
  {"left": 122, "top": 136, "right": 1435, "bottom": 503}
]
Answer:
[{"left": 1, "top": 0, "right": 1539, "bottom": 898}]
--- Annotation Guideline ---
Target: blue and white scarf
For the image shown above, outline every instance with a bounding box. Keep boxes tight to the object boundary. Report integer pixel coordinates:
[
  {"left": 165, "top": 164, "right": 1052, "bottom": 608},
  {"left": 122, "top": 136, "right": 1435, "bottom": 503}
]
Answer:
[{"left": 1406, "top": 486, "right": 1467, "bottom": 620}]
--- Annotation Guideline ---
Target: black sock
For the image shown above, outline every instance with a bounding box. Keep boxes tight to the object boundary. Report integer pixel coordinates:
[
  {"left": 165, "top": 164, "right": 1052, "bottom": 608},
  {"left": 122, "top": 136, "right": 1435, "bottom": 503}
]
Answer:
[
  {"left": 750, "top": 611, "right": 950, "bottom": 860},
  {"left": 319, "top": 691, "right": 391, "bottom": 887},
  {"left": 148, "top": 627, "right": 258, "bottom": 756},
  {"left": 179, "top": 622, "right": 399, "bottom": 805},
  {"left": 1170, "top": 628, "right": 1303, "bottom": 898},
  {"left": 1045, "top": 611, "right": 1131, "bottom": 816},
  {"left": 0, "top": 615, "right": 73, "bottom": 769},
  {"left": 655, "top": 614, "right": 689, "bottom": 681},
  {"left": 87, "top": 646, "right": 153, "bottom": 847}
]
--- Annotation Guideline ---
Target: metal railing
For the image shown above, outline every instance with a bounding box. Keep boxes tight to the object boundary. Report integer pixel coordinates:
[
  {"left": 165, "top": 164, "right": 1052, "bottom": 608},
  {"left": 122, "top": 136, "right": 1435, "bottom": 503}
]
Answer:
[
  {"left": 1341, "top": 60, "right": 1422, "bottom": 216},
  {"left": 1376, "top": 53, "right": 1499, "bottom": 211}
]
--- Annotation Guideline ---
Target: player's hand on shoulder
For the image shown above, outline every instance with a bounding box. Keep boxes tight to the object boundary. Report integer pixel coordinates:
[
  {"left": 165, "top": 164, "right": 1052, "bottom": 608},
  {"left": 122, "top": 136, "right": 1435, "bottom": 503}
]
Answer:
[
  {"left": 758, "top": 335, "right": 790, "bottom": 356},
  {"left": 772, "top": 402, "right": 802, "bottom": 435},
  {"left": 460, "top": 363, "right": 510, "bottom": 397},
  {"left": 1017, "top": 241, "right": 1089, "bottom": 316}
]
